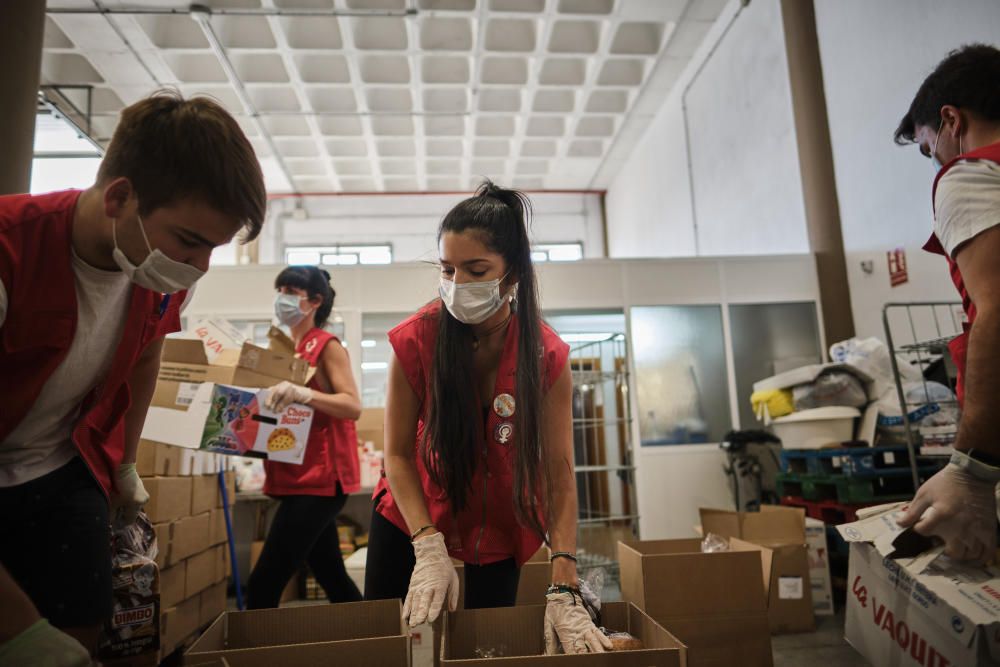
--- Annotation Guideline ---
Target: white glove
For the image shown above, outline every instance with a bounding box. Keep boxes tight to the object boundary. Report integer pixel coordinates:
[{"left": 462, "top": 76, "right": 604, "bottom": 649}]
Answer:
[
  {"left": 896, "top": 462, "right": 997, "bottom": 564},
  {"left": 402, "top": 532, "right": 459, "bottom": 627},
  {"left": 265, "top": 381, "right": 313, "bottom": 412},
  {"left": 544, "top": 591, "right": 613, "bottom": 655},
  {"left": 0, "top": 619, "right": 93, "bottom": 666},
  {"left": 112, "top": 463, "right": 149, "bottom": 526}
]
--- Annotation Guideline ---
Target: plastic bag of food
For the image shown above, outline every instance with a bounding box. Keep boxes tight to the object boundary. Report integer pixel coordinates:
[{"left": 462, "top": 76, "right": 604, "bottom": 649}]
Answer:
[
  {"left": 876, "top": 381, "right": 958, "bottom": 441},
  {"left": 830, "top": 337, "right": 921, "bottom": 399},
  {"left": 98, "top": 513, "right": 160, "bottom": 661},
  {"left": 793, "top": 371, "right": 868, "bottom": 410},
  {"left": 701, "top": 533, "right": 730, "bottom": 554}
]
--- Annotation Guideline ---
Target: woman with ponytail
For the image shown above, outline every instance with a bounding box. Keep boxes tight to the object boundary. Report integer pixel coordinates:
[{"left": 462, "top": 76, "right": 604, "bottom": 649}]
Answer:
[
  {"left": 366, "top": 182, "right": 610, "bottom": 654},
  {"left": 246, "top": 266, "right": 363, "bottom": 608}
]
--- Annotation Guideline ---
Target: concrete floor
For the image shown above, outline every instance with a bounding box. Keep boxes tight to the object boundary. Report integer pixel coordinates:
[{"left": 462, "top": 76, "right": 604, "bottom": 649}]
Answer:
[{"left": 773, "top": 611, "right": 869, "bottom": 667}]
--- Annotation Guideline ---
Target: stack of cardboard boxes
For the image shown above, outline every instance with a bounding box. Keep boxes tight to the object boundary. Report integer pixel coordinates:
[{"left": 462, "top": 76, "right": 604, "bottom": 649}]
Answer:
[{"left": 137, "top": 440, "right": 235, "bottom": 660}]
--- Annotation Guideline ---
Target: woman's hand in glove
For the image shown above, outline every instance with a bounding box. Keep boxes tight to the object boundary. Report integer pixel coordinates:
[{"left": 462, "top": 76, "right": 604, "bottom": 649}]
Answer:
[
  {"left": 402, "top": 531, "right": 459, "bottom": 627},
  {"left": 544, "top": 590, "right": 613, "bottom": 655},
  {"left": 265, "top": 381, "right": 313, "bottom": 412}
]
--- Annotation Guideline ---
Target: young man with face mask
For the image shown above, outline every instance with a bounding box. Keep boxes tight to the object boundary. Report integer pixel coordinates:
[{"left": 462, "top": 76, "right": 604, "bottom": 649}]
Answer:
[
  {"left": 893, "top": 44, "right": 1000, "bottom": 565},
  {"left": 0, "top": 91, "right": 265, "bottom": 663}
]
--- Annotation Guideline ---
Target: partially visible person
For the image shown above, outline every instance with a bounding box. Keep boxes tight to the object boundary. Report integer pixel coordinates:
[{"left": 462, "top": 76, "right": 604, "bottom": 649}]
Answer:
[
  {"left": 894, "top": 44, "right": 1000, "bottom": 564},
  {"left": 0, "top": 90, "right": 265, "bottom": 660},
  {"left": 246, "top": 266, "right": 363, "bottom": 609}
]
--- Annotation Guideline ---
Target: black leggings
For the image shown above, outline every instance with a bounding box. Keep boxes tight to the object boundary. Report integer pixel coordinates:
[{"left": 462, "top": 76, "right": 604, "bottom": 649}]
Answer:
[
  {"left": 247, "top": 491, "right": 362, "bottom": 609},
  {"left": 364, "top": 500, "right": 520, "bottom": 609}
]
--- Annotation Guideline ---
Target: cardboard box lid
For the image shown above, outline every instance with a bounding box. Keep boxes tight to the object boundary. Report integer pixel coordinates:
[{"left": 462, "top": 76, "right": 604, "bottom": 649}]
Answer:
[
  {"left": 700, "top": 506, "right": 806, "bottom": 546},
  {"left": 618, "top": 538, "right": 772, "bottom": 618},
  {"left": 188, "top": 599, "right": 407, "bottom": 653},
  {"left": 442, "top": 601, "right": 685, "bottom": 665},
  {"left": 161, "top": 339, "right": 308, "bottom": 384}
]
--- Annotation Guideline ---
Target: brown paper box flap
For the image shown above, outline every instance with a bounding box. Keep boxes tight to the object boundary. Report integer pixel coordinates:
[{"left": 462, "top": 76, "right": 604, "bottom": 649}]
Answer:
[
  {"left": 267, "top": 327, "right": 296, "bottom": 356},
  {"left": 441, "top": 602, "right": 685, "bottom": 666},
  {"left": 162, "top": 338, "right": 210, "bottom": 365},
  {"left": 699, "top": 506, "right": 806, "bottom": 545}
]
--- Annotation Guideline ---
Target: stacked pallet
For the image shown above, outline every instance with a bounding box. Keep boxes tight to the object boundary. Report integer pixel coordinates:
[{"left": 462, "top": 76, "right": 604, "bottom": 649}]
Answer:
[{"left": 136, "top": 440, "right": 235, "bottom": 661}]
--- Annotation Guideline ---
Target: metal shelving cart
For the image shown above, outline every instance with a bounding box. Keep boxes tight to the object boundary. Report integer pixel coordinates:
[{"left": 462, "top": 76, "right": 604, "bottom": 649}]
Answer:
[
  {"left": 568, "top": 334, "right": 638, "bottom": 600},
  {"left": 882, "top": 302, "right": 964, "bottom": 490}
]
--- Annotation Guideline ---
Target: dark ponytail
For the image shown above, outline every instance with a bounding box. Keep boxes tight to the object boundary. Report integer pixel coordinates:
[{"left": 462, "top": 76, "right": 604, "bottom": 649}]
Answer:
[
  {"left": 274, "top": 265, "right": 336, "bottom": 328},
  {"left": 422, "top": 180, "right": 550, "bottom": 543}
]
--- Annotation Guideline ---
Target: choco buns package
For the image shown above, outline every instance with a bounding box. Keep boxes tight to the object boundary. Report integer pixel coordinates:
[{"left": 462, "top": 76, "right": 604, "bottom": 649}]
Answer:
[{"left": 98, "top": 513, "right": 160, "bottom": 661}]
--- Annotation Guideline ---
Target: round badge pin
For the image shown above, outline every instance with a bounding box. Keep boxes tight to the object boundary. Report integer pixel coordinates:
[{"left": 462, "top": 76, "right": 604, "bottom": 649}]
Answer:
[
  {"left": 493, "top": 393, "right": 515, "bottom": 418},
  {"left": 495, "top": 422, "right": 514, "bottom": 445}
]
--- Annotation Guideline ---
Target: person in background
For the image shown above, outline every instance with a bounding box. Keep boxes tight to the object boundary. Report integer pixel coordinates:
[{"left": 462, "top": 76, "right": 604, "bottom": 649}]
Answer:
[
  {"left": 247, "top": 266, "right": 364, "bottom": 609},
  {"left": 365, "top": 181, "right": 611, "bottom": 655},
  {"left": 894, "top": 44, "right": 1000, "bottom": 564},
  {"left": 0, "top": 91, "right": 265, "bottom": 663}
]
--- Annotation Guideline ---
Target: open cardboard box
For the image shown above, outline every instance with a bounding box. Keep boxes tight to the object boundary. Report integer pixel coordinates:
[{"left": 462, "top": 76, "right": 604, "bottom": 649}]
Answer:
[
  {"left": 153, "top": 338, "right": 309, "bottom": 411},
  {"left": 441, "top": 601, "right": 687, "bottom": 666},
  {"left": 699, "top": 506, "right": 815, "bottom": 634},
  {"left": 618, "top": 538, "right": 774, "bottom": 667},
  {"left": 453, "top": 547, "right": 551, "bottom": 609},
  {"left": 185, "top": 599, "right": 409, "bottom": 666}
]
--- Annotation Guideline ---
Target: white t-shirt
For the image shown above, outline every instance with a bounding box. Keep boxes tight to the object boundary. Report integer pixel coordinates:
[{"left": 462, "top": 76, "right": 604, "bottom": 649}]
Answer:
[
  {"left": 0, "top": 252, "right": 132, "bottom": 487},
  {"left": 933, "top": 158, "right": 1000, "bottom": 257}
]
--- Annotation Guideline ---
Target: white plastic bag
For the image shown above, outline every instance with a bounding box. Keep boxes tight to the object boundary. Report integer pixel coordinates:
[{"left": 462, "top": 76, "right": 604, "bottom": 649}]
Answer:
[
  {"left": 830, "top": 337, "right": 921, "bottom": 399},
  {"left": 793, "top": 371, "right": 868, "bottom": 410}
]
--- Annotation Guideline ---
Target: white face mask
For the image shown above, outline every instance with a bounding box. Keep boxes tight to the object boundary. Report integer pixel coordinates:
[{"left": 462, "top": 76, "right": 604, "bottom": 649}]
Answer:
[
  {"left": 439, "top": 272, "right": 514, "bottom": 325},
  {"left": 274, "top": 292, "right": 309, "bottom": 328},
  {"left": 112, "top": 213, "right": 205, "bottom": 294}
]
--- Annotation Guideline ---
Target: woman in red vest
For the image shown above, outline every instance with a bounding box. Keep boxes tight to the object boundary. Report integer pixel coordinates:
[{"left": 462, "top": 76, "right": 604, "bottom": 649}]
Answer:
[
  {"left": 365, "top": 182, "right": 610, "bottom": 655},
  {"left": 247, "top": 266, "right": 363, "bottom": 608}
]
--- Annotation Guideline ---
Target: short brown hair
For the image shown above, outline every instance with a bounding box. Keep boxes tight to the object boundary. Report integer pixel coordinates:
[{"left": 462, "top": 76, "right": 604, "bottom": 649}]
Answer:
[{"left": 97, "top": 90, "right": 266, "bottom": 241}]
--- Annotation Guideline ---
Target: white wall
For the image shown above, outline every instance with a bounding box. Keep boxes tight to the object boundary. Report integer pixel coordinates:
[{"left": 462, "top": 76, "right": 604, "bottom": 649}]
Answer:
[
  {"left": 813, "top": 0, "right": 1000, "bottom": 339},
  {"left": 257, "top": 191, "right": 605, "bottom": 265},
  {"left": 605, "top": 0, "right": 808, "bottom": 259}
]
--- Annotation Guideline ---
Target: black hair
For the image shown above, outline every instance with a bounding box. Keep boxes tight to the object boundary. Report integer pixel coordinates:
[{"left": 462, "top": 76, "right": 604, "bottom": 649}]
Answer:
[
  {"left": 274, "top": 265, "right": 336, "bottom": 328},
  {"left": 895, "top": 43, "right": 1000, "bottom": 145},
  {"left": 421, "top": 180, "right": 551, "bottom": 543}
]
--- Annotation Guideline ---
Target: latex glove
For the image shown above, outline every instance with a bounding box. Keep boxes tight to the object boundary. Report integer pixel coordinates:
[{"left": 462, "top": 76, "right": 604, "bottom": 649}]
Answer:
[
  {"left": 402, "top": 532, "right": 459, "bottom": 627},
  {"left": 544, "top": 591, "right": 613, "bottom": 655},
  {"left": 112, "top": 463, "right": 149, "bottom": 526},
  {"left": 0, "top": 619, "right": 93, "bottom": 666},
  {"left": 265, "top": 381, "right": 313, "bottom": 413},
  {"left": 896, "top": 463, "right": 997, "bottom": 564}
]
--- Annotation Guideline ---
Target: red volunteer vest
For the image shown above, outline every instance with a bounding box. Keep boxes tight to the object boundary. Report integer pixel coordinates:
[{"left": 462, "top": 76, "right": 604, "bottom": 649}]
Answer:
[
  {"left": 373, "top": 302, "right": 570, "bottom": 566},
  {"left": 0, "top": 190, "right": 184, "bottom": 497},
  {"left": 264, "top": 328, "right": 361, "bottom": 497},
  {"left": 922, "top": 140, "right": 1000, "bottom": 405}
]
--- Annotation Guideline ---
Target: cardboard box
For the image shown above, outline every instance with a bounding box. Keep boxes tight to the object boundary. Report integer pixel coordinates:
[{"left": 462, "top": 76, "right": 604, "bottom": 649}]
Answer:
[
  {"left": 136, "top": 440, "right": 183, "bottom": 477},
  {"left": 805, "top": 518, "right": 834, "bottom": 616},
  {"left": 143, "top": 383, "right": 314, "bottom": 465},
  {"left": 161, "top": 595, "right": 201, "bottom": 659},
  {"left": 192, "top": 474, "right": 220, "bottom": 516},
  {"left": 153, "top": 522, "right": 171, "bottom": 570},
  {"left": 699, "top": 506, "right": 815, "bottom": 634},
  {"left": 209, "top": 508, "right": 229, "bottom": 547},
  {"left": 160, "top": 562, "right": 186, "bottom": 610},
  {"left": 170, "top": 512, "right": 212, "bottom": 566},
  {"left": 186, "top": 546, "right": 226, "bottom": 599},
  {"left": 441, "top": 601, "right": 686, "bottom": 665},
  {"left": 249, "top": 541, "right": 298, "bottom": 603},
  {"left": 153, "top": 338, "right": 308, "bottom": 411},
  {"left": 357, "top": 407, "right": 385, "bottom": 451},
  {"left": 184, "top": 599, "right": 410, "bottom": 666},
  {"left": 619, "top": 538, "right": 774, "bottom": 667},
  {"left": 143, "top": 477, "right": 193, "bottom": 523},
  {"left": 199, "top": 580, "right": 228, "bottom": 628},
  {"left": 838, "top": 503, "right": 1000, "bottom": 667}
]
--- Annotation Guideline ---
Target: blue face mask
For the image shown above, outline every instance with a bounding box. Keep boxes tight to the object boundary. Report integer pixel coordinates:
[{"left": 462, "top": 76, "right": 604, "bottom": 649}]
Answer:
[{"left": 274, "top": 293, "right": 308, "bottom": 327}]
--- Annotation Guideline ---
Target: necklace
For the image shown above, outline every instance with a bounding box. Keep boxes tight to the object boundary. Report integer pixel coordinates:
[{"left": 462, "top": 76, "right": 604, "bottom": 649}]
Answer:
[{"left": 472, "top": 311, "right": 512, "bottom": 350}]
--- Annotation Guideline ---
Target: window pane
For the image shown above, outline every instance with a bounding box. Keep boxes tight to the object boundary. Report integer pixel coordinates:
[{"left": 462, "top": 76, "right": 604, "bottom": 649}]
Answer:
[
  {"left": 630, "top": 305, "right": 731, "bottom": 445},
  {"left": 548, "top": 244, "right": 583, "bottom": 261},
  {"left": 30, "top": 157, "right": 102, "bottom": 194},
  {"left": 287, "top": 250, "right": 320, "bottom": 265},
  {"left": 359, "top": 246, "right": 392, "bottom": 264},
  {"left": 729, "top": 303, "right": 822, "bottom": 429},
  {"left": 531, "top": 250, "right": 548, "bottom": 262}
]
